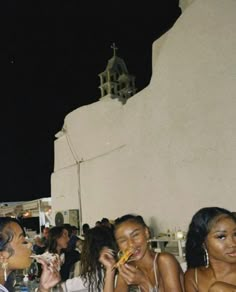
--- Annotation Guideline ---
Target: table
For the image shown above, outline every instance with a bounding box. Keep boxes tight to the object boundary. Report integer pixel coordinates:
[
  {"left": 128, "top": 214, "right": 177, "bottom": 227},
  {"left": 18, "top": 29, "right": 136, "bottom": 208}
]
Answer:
[{"left": 149, "top": 236, "right": 186, "bottom": 258}]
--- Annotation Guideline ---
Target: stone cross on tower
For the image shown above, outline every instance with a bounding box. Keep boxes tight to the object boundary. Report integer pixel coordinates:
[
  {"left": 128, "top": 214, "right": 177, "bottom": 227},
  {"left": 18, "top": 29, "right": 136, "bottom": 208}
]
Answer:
[
  {"left": 98, "top": 43, "right": 137, "bottom": 102},
  {"left": 111, "top": 42, "right": 118, "bottom": 57}
]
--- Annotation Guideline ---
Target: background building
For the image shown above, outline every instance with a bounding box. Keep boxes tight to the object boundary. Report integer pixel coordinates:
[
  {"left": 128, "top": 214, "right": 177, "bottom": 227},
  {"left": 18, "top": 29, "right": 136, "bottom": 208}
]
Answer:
[{"left": 51, "top": 0, "right": 236, "bottom": 234}]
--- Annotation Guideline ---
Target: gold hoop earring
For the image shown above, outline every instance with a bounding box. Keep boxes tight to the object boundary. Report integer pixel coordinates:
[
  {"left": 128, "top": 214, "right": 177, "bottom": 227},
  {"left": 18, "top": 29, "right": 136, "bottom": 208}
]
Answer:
[
  {"left": 117, "top": 250, "right": 123, "bottom": 259},
  {"left": 0, "top": 261, "right": 8, "bottom": 281},
  {"left": 203, "top": 247, "right": 209, "bottom": 268}
]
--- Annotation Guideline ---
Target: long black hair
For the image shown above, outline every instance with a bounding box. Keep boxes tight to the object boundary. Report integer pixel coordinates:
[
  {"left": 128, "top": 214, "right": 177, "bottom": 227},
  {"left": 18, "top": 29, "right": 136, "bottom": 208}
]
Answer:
[
  {"left": 80, "top": 226, "right": 117, "bottom": 292},
  {"left": 47, "top": 226, "right": 65, "bottom": 254},
  {"left": 185, "top": 207, "right": 236, "bottom": 268}
]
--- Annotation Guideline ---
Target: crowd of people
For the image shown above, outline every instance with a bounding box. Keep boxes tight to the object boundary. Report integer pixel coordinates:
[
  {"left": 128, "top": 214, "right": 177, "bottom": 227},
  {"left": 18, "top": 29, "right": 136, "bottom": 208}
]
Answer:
[{"left": 0, "top": 207, "right": 235, "bottom": 291}]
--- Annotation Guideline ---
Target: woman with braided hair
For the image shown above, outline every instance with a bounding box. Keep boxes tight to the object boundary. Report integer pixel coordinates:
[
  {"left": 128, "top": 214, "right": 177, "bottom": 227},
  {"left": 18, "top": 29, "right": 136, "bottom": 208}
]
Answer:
[
  {"left": 0, "top": 217, "right": 60, "bottom": 292},
  {"left": 99, "top": 214, "right": 184, "bottom": 292}
]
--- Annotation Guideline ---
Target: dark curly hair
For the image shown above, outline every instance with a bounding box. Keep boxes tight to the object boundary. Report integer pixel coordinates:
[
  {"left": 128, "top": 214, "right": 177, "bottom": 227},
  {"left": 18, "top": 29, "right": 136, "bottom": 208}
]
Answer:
[
  {"left": 80, "top": 226, "right": 117, "bottom": 292},
  {"left": 185, "top": 207, "right": 236, "bottom": 268},
  {"left": 0, "top": 217, "right": 25, "bottom": 256}
]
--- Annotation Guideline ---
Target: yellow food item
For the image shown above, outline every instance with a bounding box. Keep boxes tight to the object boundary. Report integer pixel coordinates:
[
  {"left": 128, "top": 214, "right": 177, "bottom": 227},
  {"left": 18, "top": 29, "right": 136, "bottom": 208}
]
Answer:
[{"left": 113, "top": 248, "right": 134, "bottom": 269}]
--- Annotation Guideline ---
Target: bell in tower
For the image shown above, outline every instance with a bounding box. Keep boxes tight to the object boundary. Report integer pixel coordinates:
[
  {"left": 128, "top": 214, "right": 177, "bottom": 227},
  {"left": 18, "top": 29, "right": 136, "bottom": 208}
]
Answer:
[{"left": 98, "top": 43, "right": 137, "bottom": 103}]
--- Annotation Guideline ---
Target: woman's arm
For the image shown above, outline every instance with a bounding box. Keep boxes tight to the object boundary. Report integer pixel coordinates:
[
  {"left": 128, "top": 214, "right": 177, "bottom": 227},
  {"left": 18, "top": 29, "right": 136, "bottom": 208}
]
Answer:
[
  {"left": 99, "top": 247, "right": 116, "bottom": 292},
  {"left": 103, "top": 269, "right": 116, "bottom": 292},
  {"left": 208, "top": 281, "right": 236, "bottom": 292},
  {"left": 158, "top": 252, "right": 184, "bottom": 292}
]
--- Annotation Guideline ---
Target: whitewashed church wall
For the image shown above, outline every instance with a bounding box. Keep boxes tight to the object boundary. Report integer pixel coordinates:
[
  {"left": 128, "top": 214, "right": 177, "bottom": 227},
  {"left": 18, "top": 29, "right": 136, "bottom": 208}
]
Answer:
[
  {"left": 54, "top": 135, "right": 77, "bottom": 171},
  {"left": 51, "top": 0, "right": 236, "bottom": 234},
  {"left": 51, "top": 164, "right": 80, "bottom": 215}
]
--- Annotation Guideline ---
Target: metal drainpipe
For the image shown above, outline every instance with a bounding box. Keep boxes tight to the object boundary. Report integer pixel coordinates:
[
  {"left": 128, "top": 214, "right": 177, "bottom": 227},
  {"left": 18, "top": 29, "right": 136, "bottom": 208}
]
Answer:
[{"left": 64, "top": 130, "right": 83, "bottom": 235}]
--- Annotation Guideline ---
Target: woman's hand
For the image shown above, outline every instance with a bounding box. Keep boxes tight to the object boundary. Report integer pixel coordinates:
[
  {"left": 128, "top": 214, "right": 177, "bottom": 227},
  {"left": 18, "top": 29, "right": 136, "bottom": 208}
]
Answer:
[
  {"left": 99, "top": 247, "right": 116, "bottom": 272},
  {"left": 37, "top": 257, "right": 61, "bottom": 292},
  {"left": 99, "top": 247, "right": 116, "bottom": 292},
  {"left": 118, "top": 264, "right": 152, "bottom": 291}
]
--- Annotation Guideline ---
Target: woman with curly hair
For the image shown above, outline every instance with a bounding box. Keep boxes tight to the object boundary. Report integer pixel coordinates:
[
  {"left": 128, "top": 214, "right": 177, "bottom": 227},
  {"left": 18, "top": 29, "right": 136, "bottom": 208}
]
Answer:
[
  {"left": 56, "top": 225, "right": 117, "bottom": 291},
  {"left": 0, "top": 217, "right": 60, "bottom": 292},
  {"left": 184, "top": 207, "right": 236, "bottom": 292}
]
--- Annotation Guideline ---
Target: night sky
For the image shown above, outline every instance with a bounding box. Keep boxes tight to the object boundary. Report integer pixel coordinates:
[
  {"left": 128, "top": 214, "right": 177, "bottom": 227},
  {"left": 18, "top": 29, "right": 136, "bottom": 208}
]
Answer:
[{"left": 1, "top": 1, "right": 181, "bottom": 202}]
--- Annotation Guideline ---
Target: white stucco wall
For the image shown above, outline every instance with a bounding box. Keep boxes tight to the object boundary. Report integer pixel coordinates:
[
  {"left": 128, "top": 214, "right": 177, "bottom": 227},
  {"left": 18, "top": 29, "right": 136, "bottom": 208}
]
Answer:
[{"left": 51, "top": 0, "right": 236, "bottom": 234}]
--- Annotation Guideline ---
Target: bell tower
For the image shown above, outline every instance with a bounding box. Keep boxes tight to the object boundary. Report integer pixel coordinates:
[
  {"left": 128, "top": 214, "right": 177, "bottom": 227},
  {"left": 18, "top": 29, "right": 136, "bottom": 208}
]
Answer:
[{"left": 98, "top": 43, "right": 137, "bottom": 103}]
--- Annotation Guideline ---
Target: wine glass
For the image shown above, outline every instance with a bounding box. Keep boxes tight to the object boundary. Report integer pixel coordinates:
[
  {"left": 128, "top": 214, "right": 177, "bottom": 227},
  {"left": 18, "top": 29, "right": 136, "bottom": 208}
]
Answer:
[{"left": 28, "top": 260, "right": 39, "bottom": 281}]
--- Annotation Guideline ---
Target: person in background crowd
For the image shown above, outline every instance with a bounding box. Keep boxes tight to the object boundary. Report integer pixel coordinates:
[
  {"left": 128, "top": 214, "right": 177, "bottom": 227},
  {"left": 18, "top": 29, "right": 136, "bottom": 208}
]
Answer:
[
  {"left": 33, "top": 226, "right": 50, "bottom": 255},
  {"left": 95, "top": 221, "right": 102, "bottom": 227},
  {"left": 101, "top": 218, "right": 114, "bottom": 239},
  {"left": 184, "top": 207, "right": 236, "bottom": 292},
  {"left": 47, "top": 226, "right": 71, "bottom": 281},
  {"left": 75, "top": 235, "right": 84, "bottom": 253},
  {"left": 101, "top": 218, "right": 114, "bottom": 230},
  {"left": 0, "top": 217, "right": 60, "bottom": 292},
  {"left": 67, "top": 226, "right": 79, "bottom": 251},
  {"left": 41, "top": 226, "right": 50, "bottom": 245},
  {"left": 48, "top": 226, "right": 117, "bottom": 291},
  {"left": 82, "top": 224, "right": 90, "bottom": 237},
  {"left": 100, "top": 214, "right": 184, "bottom": 292},
  {"left": 60, "top": 224, "right": 81, "bottom": 280}
]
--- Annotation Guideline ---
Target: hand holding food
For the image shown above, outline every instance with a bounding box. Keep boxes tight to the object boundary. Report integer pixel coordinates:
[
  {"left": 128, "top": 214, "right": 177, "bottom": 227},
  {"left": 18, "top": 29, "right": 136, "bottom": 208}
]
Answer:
[
  {"left": 31, "top": 251, "right": 61, "bottom": 271},
  {"left": 113, "top": 248, "right": 134, "bottom": 269}
]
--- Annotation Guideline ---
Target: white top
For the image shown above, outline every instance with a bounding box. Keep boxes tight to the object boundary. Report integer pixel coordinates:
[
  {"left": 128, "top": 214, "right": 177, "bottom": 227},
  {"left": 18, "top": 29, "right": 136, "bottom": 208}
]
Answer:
[
  {"left": 0, "top": 285, "right": 8, "bottom": 292},
  {"left": 60, "top": 273, "right": 158, "bottom": 292},
  {"left": 61, "top": 277, "right": 88, "bottom": 292},
  {"left": 60, "top": 272, "right": 104, "bottom": 292}
]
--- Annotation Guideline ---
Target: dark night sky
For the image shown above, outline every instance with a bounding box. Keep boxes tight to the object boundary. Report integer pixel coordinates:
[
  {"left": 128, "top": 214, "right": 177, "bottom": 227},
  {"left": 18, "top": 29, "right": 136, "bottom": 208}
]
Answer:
[{"left": 1, "top": 1, "right": 181, "bottom": 202}]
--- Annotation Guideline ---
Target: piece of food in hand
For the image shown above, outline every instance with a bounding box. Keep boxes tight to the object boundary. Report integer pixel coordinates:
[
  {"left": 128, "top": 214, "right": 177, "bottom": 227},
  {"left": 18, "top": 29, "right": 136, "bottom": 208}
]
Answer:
[
  {"left": 30, "top": 251, "right": 61, "bottom": 271},
  {"left": 113, "top": 248, "right": 134, "bottom": 269}
]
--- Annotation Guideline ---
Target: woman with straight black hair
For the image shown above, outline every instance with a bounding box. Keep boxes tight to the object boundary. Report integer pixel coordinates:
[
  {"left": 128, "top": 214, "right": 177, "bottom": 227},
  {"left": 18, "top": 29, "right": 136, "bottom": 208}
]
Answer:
[
  {"left": 184, "top": 207, "right": 236, "bottom": 291},
  {"left": 47, "top": 225, "right": 80, "bottom": 282}
]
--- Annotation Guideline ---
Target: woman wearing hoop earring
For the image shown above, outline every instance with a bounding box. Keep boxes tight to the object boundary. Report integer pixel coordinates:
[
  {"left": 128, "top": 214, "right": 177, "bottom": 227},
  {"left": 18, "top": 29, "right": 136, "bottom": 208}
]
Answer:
[
  {"left": 184, "top": 207, "right": 236, "bottom": 291},
  {"left": 99, "top": 214, "right": 184, "bottom": 292},
  {"left": 0, "top": 217, "right": 60, "bottom": 291}
]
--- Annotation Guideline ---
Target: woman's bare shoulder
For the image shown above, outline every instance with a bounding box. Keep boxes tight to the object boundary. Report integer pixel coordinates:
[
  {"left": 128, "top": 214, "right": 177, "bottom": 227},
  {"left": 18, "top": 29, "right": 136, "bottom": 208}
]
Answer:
[
  {"left": 157, "top": 252, "right": 180, "bottom": 265},
  {"left": 157, "top": 252, "right": 185, "bottom": 291},
  {"left": 157, "top": 252, "right": 183, "bottom": 275}
]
